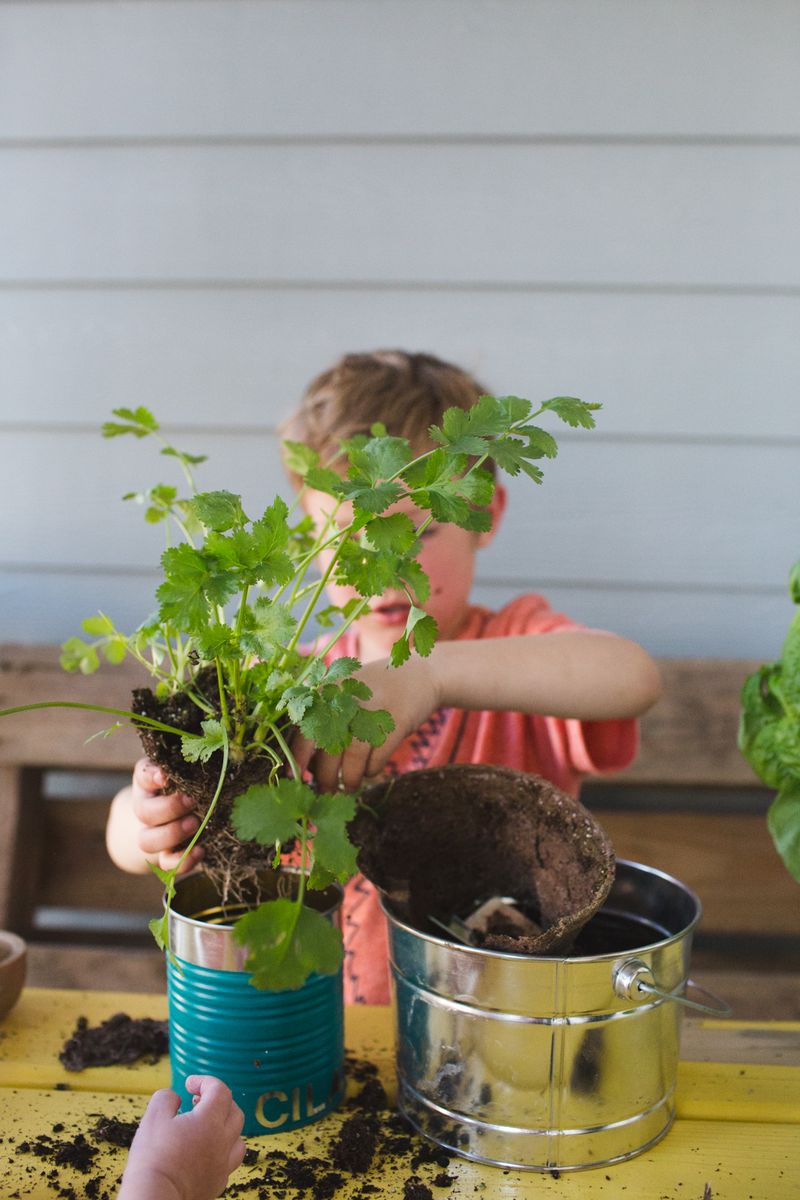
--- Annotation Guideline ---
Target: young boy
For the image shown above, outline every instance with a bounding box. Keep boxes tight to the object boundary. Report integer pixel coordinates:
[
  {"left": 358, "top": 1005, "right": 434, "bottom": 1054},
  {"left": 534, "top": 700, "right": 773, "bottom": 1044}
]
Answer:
[{"left": 106, "top": 350, "right": 662, "bottom": 1004}]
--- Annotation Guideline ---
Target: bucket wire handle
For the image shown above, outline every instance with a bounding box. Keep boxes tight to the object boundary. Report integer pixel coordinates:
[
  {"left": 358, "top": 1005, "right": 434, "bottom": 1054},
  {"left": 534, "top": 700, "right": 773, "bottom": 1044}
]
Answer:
[{"left": 613, "top": 959, "right": 732, "bottom": 1017}]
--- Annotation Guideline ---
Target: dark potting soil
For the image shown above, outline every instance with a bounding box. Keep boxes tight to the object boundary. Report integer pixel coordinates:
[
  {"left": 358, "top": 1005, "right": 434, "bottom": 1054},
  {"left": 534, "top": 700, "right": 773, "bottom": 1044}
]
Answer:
[
  {"left": 91, "top": 1115, "right": 139, "bottom": 1149},
  {"left": 58, "top": 1013, "right": 169, "bottom": 1071},
  {"left": 5, "top": 1029, "right": 460, "bottom": 1200},
  {"left": 219, "top": 1052, "right": 457, "bottom": 1200},
  {"left": 132, "top": 675, "right": 277, "bottom": 900}
]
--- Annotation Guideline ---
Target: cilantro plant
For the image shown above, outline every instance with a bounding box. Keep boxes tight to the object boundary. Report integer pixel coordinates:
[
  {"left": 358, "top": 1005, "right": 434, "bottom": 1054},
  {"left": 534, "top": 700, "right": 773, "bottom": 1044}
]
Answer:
[
  {"left": 2, "top": 395, "right": 599, "bottom": 990},
  {"left": 739, "top": 562, "right": 800, "bottom": 882}
]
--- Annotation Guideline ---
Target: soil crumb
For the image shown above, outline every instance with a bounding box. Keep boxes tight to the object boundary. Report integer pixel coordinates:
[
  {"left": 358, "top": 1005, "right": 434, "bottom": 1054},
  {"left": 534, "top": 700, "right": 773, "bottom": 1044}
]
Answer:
[
  {"left": 7, "top": 1048, "right": 459, "bottom": 1200},
  {"left": 59, "top": 1013, "right": 169, "bottom": 1071},
  {"left": 91, "top": 1116, "right": 139, "bottom": 1148},
  {"left": 222, "top": 1052, "right": 457, "bottom": 1199}
]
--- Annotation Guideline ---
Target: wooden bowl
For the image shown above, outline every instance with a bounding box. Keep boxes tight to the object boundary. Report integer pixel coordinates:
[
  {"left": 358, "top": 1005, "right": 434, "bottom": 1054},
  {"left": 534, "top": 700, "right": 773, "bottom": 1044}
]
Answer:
[{"left": 0, "top": 931, "right": 27, "bottom": 1021}]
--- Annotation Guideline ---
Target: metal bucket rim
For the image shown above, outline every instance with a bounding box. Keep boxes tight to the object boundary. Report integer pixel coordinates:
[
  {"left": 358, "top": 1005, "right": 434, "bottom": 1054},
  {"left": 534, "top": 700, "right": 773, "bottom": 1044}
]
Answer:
[{"left": 379, "top": 858, "right": 702, "bottom": 965}]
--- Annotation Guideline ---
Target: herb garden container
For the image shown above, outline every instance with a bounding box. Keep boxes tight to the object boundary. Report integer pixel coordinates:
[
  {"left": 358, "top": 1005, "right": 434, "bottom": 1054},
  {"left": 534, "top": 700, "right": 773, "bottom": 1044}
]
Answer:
[
  {"left": 166, "top": 870, "right": 344, "bottom": 1136},
  {"left": 383, "top": 859, "right": 722, "bottom": 1172}
]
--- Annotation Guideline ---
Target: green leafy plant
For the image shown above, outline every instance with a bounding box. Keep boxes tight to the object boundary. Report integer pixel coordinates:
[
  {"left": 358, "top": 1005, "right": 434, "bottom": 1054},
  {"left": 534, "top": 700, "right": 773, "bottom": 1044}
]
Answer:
[
  {"left": 739, "top": 562, "right": 800, "bottom": 882},
  {"left": 2, "top": 396, "right": 599, "bottom": 989}
]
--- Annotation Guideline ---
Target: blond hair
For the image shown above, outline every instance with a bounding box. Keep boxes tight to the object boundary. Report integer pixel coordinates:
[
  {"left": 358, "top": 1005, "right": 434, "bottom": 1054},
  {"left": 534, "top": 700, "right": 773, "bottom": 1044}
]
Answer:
[{"left": 280, "top": 350, "right": 491, "bottom": 480}]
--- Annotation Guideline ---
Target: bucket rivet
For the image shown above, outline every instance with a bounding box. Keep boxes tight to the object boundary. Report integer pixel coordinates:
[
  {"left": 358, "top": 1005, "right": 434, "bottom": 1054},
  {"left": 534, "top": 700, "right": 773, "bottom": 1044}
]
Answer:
[{"left": 613, "top": 957, "right": 655, "bottom": 1001}]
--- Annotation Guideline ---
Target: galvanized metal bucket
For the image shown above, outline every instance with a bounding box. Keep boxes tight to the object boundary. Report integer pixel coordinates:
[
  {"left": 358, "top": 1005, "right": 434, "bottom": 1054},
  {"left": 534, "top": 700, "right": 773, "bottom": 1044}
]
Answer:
[
  {"left": 167, "top": 871, "right": 344, "bottom": 1136},
  {"left": 383, "top": 859, "right": 728, "bottom": 1171}
]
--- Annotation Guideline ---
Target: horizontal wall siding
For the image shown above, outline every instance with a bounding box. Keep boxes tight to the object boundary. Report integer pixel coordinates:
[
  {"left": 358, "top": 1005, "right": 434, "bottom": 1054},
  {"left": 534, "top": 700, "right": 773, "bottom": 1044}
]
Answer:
[
  {"left": 3, "top": 432, "right": 797, "bottom": 587},
  {"left": 0, "top": 0, "right": 797, "bottom": 662},
  {"left": 1, "top": 289, "right": 797, "bottom": 439},
  {"left": 3, "top": 144, "right": 800, "bottom": 285},
  {"left": 2, "top": 1, "right": 799, "bottom": 138},
  {"left": 1, "top": 429, "right": 796, "bottom": 657},
  {"left": 4, "top": 568, "right": 794, "bottom": 660}
]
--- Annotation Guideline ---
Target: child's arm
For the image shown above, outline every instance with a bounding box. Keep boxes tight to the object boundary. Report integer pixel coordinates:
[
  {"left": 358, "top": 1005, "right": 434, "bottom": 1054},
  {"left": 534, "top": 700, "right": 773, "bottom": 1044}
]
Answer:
[
  {"left": 117, "top": 1075, "right": 245, "bottom": 1200},
  {"left": 113, "top": 633, "right": 660, "bottom": 865},
  {"left": 106, "top": 758, "right": 204, "bottom": 875},
  {"left": 294, "top": 631, "right": 662, "bottom": 792}
]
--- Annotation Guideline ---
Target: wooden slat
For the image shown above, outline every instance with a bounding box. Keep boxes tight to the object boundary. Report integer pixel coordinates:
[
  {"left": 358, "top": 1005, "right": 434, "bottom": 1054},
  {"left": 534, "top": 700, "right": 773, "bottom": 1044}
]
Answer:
[
  {"left": 611, "top": 658, "right": 762, "bottom": 787},
  {"left": 3, "top": 290, "right": 799, "bottom": 442},
  {"left": 2, "top": 1, "right": 798, "bottom": 138},
  {"left": 599, "top": 811, "right": 800, "bottom": 935},
  {"left": 2, "top": 144, "right": 800, "bottom": 286},
  {"left": 0, "top": 766, "right": 44, "bottom": 931},
  {"left": 0, "top": 644, "right": 145, "bottom": 769}
]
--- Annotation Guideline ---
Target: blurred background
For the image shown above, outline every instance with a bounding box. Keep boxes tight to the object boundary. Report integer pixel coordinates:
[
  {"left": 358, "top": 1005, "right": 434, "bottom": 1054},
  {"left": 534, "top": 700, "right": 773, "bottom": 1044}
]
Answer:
[
  {"left": 0, "top": 2, "right": 798, "bottom": 1008},
  {"left": 1, "top": 0, "right": 798, "bottom": 657}
]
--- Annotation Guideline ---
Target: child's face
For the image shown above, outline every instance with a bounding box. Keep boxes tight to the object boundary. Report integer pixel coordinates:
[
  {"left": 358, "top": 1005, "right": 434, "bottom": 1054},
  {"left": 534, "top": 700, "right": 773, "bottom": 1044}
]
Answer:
[{"left": 301, "top": 484, "right": 506, "bottom": 662}]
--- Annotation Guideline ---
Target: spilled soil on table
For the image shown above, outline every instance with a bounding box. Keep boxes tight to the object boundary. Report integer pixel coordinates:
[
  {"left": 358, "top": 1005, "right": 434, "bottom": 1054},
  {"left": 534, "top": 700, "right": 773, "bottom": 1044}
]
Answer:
[{"left": 3, "top": 1015, "right": 462, "bottom": 1200}]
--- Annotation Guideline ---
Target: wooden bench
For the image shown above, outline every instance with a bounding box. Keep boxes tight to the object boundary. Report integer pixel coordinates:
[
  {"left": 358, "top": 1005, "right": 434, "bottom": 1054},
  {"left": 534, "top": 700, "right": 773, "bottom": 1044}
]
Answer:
[{"left": 1, "top": 646, "right": 798, "bottom": 965}]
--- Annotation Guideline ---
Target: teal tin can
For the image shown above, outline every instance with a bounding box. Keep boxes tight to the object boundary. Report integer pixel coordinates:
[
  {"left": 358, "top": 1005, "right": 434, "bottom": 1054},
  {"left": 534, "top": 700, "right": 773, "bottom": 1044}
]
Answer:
[{"left": 167, "top": 870, "right": 344, "bottom": 1136}]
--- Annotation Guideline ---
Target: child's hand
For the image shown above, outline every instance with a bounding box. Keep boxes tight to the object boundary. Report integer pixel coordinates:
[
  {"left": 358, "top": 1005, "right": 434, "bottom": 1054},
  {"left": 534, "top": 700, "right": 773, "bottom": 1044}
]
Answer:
[
  {"left": 291, "top": 656, "right": 441, "bottom": 792},
  {"left": 131, "top": 757, "right": 204, "bottom": 873},
  {"left": 118, "top": 1075, "right": 245, "bottom": 1200}
]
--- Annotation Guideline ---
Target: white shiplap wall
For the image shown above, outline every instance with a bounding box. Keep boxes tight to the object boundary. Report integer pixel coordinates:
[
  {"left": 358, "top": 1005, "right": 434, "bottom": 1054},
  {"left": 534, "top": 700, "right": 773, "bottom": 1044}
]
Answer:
[{"left": 1, "top": 0, "right": 798, "bottom": 658}]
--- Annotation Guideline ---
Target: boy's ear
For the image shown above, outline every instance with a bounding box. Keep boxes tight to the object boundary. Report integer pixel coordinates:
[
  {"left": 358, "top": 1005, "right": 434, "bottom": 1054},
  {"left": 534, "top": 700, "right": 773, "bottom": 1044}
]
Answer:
[{"left": 477, "top": 481, "right": 508, "bottom": 548}]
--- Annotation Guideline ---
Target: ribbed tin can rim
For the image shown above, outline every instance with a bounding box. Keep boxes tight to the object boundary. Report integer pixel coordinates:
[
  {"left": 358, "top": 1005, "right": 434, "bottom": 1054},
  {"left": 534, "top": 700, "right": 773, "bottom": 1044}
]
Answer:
[
  {"left": 167, "top": 866, "right": 343, "bottom": 932},
  {"left": 380, "top": 859, "right": 702, "bottom": 965}
]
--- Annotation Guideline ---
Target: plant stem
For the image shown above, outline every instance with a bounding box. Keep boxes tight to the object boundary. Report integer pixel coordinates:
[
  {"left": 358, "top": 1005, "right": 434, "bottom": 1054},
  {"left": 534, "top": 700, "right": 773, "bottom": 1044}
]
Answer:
[
  {"left": 172, "top": 733, "right": 230, "bottom": 875},
  {"left": 0, "top": 701, "right": 203, "bottom": 741},
  {"left": 267, "top": 722, "right": 307, "bottom": 907},
  {"left": 214, "top": 659, "right": 231, "bottom": 733}
]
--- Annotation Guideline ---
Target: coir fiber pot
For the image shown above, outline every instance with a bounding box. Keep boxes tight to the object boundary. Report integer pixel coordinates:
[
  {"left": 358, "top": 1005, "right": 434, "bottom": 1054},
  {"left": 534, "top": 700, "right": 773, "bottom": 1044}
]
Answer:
[
  {"left": 351, "top": 766, "right": 725, "bottom": 1171},
  {"left": 167, "top": 870, "right": 344, "bottom": 1136},
  {"left": 352, "top": 764, "right": 616, "bottom": 955}
]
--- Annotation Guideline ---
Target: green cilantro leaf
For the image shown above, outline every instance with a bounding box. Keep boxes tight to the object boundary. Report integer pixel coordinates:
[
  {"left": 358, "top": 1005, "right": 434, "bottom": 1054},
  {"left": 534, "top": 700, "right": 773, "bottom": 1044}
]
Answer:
[
  {"left": 233, "top": 899, "right": 343, "bottom": 990},
  {"left": 390, "top": 606, "right": 438, "bottom": 667},
  {"left": 363, "top": 513, "right": 418, "bottom": 554},
  {"left": 349, "top": 705, "right": 395, "bottom": 746},
  {"left": 346, "top": 436, "right": 412, "bottom": 483},
  {"left": 160, "top": 447, "right": 208, "bottom": 466},
  {"left": 303, "top": 466, "right": 346, "bottom": 497},
  {"left": 397, "top": 558, "right": 430, "bottom": 605},
  {"left": 191, "top": 490, "right": 248, "bottom": 533},
  {"left": 336, "top": 539, "right": 406, "bottom": 597},
  {"left": 541, "top": 397, "right": 602, "bottom": 429},
  {"left": 60, "top": 637, "right": 100, "bottom": 674},
  {"left": 181, "top": 719, "right": 226, "bottom": 763},
  {"left": 81, "top": 613, "right": 116, "bottom": 637},
  {"left": 308, "top": 792, "right": 359, "bottom": 885},
  {"left": 338, "top": 479, "right": 404, "bottom": 515},
  {"left": 101, "top": 637, "right": 128, "bottom": 665},
  {"left": 239, "top": 601, "right": 297, "bottom": 658},
  {"left": 408, "top": 607, "right": 438, "bottom": 656},
  {"left": 232, "top": 779, "right": 314, "bottom": 845},
  {"left": 282, "top": 440, "right": 320, "bottom": 478},
  {"left": 102, "top": 407, "right": 159, "bottom": 438},
  {"left": 295, "top": 690, "right": 358, "bottom": 754},
  {"left": 157, "top": 544, "right": 238, "bottom": 630}
]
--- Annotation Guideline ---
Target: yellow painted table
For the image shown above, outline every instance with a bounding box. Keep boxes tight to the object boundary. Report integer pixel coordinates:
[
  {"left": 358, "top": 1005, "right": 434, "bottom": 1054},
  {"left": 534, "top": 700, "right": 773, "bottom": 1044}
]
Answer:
[{"left": 0, "top": 988, "right": 798, "bottom": 1199}]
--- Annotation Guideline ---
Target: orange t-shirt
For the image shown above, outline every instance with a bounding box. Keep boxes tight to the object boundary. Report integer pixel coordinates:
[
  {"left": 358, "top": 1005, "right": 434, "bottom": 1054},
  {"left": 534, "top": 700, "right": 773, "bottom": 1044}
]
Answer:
[{"left": 328, "top": 594, "right": 638, "bottom": 1004}]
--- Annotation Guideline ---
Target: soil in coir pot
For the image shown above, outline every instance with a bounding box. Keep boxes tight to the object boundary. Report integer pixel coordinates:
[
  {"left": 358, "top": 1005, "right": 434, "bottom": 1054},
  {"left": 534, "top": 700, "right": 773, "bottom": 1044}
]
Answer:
[{"left": 350, "top": 764, "right": 615, "bottom": 954}]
